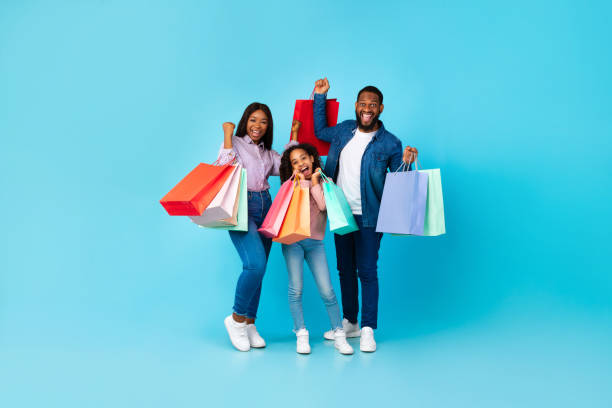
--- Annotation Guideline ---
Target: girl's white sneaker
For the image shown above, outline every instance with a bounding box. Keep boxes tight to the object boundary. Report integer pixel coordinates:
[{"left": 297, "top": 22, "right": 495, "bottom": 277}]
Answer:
[
  {"left": 246, "top": 324, "right": 266, "bottom": 348},
  {"left": 334, "top": 329, "right": 354, "bottom": 355},
  {"left": 324, "top": 318, "right": 361, "bottom": 340},
  {"left": 296, "top": 328, "right": 311, "bottom": 354}
]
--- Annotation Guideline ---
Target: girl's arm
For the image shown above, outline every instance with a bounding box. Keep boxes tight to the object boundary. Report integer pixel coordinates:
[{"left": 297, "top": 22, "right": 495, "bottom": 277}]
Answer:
[{"left": 310, "top": 168, "right": 326, "bottom": 211}]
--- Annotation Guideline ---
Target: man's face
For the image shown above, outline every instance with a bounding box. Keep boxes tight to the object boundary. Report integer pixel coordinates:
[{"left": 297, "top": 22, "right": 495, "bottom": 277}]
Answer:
[{"left": 355, "top": 91, "right": 384, "bottom": 132}]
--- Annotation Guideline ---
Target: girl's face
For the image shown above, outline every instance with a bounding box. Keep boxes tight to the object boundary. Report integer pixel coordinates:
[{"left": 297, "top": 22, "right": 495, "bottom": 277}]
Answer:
[
  {"left": 290, "top": 148, "right": 315, "bottom": 179},
  {"left": 246, "top": 109, "right": 268, "bottom": 144}
]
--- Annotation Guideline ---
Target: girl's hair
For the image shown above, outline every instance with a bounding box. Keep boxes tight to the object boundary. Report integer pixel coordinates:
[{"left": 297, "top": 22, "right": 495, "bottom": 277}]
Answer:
[
  {"left": 279, "top": 143, "right": 323, "bottom": 183},
  {"left": 235, "top": 102, "right": 274, "bottom": 150}
]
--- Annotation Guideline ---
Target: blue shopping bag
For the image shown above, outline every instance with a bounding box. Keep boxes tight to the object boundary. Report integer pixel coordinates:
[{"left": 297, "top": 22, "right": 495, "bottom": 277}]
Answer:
[
  {"left": 318, "top": 170, "right": 359, "bottom": 235},
  {"left": 375, "top": 162, "right": 429, "bottom": 235}
]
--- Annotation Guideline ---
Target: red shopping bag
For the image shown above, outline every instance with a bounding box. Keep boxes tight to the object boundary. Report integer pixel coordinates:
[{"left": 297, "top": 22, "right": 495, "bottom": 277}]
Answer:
[
  {"left": 258, "top": 177, "right": 295, "bottom": 238},
  {"left": 160, "top": 163, "right": 233, "bottom": 216},
  {"left": 291, "top": 93, "right": 339, "bottom": 156}
]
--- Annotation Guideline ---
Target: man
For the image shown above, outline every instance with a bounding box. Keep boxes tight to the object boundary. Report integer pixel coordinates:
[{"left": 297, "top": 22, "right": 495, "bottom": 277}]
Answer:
[{"left": 313, "top": 77, "right": 418, "bottom": 352}]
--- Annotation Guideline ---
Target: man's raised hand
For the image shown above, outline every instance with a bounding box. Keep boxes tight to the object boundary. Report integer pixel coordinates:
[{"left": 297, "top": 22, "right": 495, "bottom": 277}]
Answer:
[{"left": 314, "top": 78, "right": 330, "bottom": 94}]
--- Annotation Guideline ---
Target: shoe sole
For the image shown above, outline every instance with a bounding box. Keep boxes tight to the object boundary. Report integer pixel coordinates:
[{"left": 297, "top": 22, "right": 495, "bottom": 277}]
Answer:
[
  {"left": 224, "top": 317, "right": 250, "bottom": 352},
  {"left": 360, "top": 347, "right": 376, "bottom": 353}
]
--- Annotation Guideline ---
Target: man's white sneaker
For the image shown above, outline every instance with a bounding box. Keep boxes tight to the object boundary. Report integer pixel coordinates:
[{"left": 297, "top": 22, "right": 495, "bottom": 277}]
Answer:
[
  {"left": 246, "top": 324, "right": 266, "bottom": 348},
  {"left": 324, "top": 318, "right": 361, "bottom": 340},
  {"left": 360, "top": 326, "right": 376, "bottom": 352},
  {"left": 224, "top": 315, "right": 250, "bottom": 352},
  {"left": 296, "top": 328, "right": 311, "bottom": 354},
  {"left": 333, "top": 329, "right": 354, "bottom": 355}
]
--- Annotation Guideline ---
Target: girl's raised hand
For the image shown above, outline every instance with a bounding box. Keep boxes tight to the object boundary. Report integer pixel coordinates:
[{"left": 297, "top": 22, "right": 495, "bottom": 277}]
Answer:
[
  {"left": 292, "top": 168, "right": 302, "bottom": 181},
  {"left": 291, "top": 120, "right": 301, "bottom": 141}
]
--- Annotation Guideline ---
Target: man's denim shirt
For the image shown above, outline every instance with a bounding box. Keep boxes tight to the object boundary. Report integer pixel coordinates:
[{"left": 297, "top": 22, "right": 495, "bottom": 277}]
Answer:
[{"left": 313, "top": 93, "right": 407, "bottom": 228}]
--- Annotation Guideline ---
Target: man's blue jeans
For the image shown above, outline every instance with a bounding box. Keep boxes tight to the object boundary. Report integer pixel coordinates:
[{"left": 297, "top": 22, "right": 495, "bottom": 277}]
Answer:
[
  {"left": 281, "top": 239, "right": 342, "bottom": 332},
  {"left": 333, "top": 215, "right": 383, "bottom": 329},
  {"left": 229, "top": 190, "right": 272, "bottom": 319}
]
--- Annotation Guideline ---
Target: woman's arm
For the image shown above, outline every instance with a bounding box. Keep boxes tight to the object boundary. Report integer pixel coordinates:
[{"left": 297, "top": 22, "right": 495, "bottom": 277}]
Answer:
[{"left": 217, "top": 122, "right": 238, "bottom": 164}]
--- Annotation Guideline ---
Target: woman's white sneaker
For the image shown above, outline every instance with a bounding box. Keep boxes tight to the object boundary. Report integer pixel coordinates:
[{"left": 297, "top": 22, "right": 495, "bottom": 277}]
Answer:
[
  {"left": 224, "top": 315, "right": 250, "bottom": 352},
  {"left": 296, "top": 328, "right": 311, "bottom": 354},
  {"left": 360, "top": 326, "right": 376, "bottom": 352},
  {"left": 323, "top": 318, "right": 361, "bottom": 340},
  {"left": 246, "top": 324, "right": 266, "bottom": 348},
  {"left": 333, "top": 329, "right": 354, "bottom": 355}
]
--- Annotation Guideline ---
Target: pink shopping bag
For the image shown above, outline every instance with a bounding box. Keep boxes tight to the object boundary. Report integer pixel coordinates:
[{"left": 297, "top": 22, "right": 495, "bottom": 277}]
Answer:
[{"left": 258, "top": 177, "right": 295, "bottom": 238}]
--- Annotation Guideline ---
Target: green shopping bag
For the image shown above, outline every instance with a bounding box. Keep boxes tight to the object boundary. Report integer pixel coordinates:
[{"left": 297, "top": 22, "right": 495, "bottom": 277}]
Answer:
[
  {"left": 420, "top": 168, "right": 445, "bottom": 236},
  {"left": 201, "top": 169, "right": 248, "bottom": 232},
  {"left": 319, "top": 170, "right": 359, "bottom": 235}
]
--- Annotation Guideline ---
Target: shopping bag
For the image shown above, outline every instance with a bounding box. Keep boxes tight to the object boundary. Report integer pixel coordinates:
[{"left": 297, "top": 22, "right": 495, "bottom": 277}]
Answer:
[
  {"left": 375, "top": 162, "right": 429, "bottom": 235},
  {"left": 419, "top": 168, "right": 446, "bottom": 236},
  {"left": 392, "top": 167, "right": 446, "bottom": 237},
  {"left": 291, "top": 90, "right": 339, "bottom": 156},
  {"left": 189, "top": 165, "right": 241, "bottom": 226},
  {"left": 258, "top": 177, "right": 295, "bottom": 238},
  {"left": 273, "top": 180, "right": 311, "bottom": 244},
  {"left": 318, "top": 170, "right": 358, "bottom": 235},
  {"left": 202, "top": 168, "right": 248, "bottom": 232},
  {"left": 160, "top": 163, "right": 233, "bottom": 216}
]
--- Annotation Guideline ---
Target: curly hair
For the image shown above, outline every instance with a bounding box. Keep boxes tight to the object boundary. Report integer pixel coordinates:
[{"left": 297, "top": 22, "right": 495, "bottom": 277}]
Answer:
[
  {"left": 235, "top": 102, "right": 274, "bottom": 150},
  {"left": 279, "top": 143, "right": 323, "bottom": 183}
]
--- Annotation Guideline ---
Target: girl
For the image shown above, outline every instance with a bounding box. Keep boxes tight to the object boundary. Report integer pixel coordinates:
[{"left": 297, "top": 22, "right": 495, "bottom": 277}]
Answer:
[
  {"left": 278, "top": 140, "right": 354, "bottom": 355},
  {"left": 217, "top": 103, "right": 297, "bottom": 352}
]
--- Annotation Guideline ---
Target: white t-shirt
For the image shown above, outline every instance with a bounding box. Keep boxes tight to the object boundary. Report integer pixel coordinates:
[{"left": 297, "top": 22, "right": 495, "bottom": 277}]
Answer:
[{"left": 337, "top": 128, "right": 376, "bottom": 215}]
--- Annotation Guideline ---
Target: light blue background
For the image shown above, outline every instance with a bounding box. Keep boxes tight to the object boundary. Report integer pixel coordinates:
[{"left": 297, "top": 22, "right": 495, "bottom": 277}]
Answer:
[{"left": 1, "top": 1, "right": 611, "bottom": 407}]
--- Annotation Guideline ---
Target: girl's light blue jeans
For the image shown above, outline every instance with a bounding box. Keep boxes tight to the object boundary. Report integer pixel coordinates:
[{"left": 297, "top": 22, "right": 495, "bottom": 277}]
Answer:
[{"left": 281, "top": 239, "right": 342, "bottom": 332}]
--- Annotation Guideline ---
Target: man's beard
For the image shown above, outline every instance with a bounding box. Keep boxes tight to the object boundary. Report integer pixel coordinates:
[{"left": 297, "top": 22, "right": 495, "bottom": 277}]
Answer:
[{"left": 355, "top": 111, "right": 380, "bottom": 132}]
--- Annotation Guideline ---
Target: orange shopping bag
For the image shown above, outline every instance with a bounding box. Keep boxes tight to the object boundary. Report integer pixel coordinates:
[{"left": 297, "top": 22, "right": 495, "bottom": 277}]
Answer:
[
  {"left": 273, "top": 180, "right": 311, "bottom": 244},
  {"left": 160, "top": 163, "right": 233, "bottom": 216}
]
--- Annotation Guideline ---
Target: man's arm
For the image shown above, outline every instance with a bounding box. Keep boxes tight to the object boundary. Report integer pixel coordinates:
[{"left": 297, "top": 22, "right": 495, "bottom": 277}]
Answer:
[{"left": 313, "top": 77, "right": 340, "bottom": 143}]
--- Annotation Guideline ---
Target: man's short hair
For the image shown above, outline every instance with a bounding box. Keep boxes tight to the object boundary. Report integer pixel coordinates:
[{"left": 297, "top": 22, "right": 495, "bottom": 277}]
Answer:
[{"left": 357, "top": 86, "right": 383, "bottom": 104}]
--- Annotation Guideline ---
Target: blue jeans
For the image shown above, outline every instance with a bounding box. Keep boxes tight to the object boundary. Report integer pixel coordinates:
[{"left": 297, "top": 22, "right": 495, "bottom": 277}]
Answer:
[
  {"left": 334, "top": 215, "right": 383, "bottom": 329},
  {"left": 281, "top": 239, "right": 342, "bottom": 332},
  {"left": 229, "top": 190, "right": 272, "bottom": 319}
]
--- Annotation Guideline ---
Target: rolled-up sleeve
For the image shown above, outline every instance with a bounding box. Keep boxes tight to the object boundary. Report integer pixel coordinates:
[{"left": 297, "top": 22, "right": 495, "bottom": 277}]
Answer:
[{"left": 216, "top": 143, "right": 238, "bottom": 165}]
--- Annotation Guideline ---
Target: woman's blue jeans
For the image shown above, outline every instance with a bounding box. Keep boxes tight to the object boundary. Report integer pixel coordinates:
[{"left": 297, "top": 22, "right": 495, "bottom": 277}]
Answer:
[
  {"left": 229, "top": 190, "right": 272, "bottom": 319},
  {"left": 281, "top": 239, "right": 342, "bottom": 332}
]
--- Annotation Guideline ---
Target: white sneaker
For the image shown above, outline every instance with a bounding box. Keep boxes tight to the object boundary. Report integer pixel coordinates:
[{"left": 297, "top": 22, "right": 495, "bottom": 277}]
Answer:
[
  {"left": 296, "top": 328, "right": 311, "bottom": 354},
  {"left": 246, "top": 324, "right": 266, "bottom": 348},
  {"left": 360, "top": 326, "right": 376, "bottom": 352},
  {"left": 224, "top": 315, "right": 250, "bottom": 352},
  {"left": 324, "top": 318, "right": 361, "bottom": 340},
  {"left": 333, "top": 329, "right": 354, "bottom": 355}
]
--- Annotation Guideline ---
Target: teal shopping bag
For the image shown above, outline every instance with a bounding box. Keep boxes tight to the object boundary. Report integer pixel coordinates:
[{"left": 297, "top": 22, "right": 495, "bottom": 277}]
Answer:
[
  {"left": 201, "top": 169, "right": 248, "bottom": 232},
  {"left": 420, "top": 168, "right": 445, "bottom": 236},
  {"left": 319, "top": 170, "right": 358, "bottom": 235}
]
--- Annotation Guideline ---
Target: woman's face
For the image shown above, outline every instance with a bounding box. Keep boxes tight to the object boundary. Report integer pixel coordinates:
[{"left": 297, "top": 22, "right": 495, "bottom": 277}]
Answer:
[
  {"left": 290, "top": 148, "right": 315, "bottom": 179},
  {"left": 246, "top": 109, "right": 268, "bottom": 144}
]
